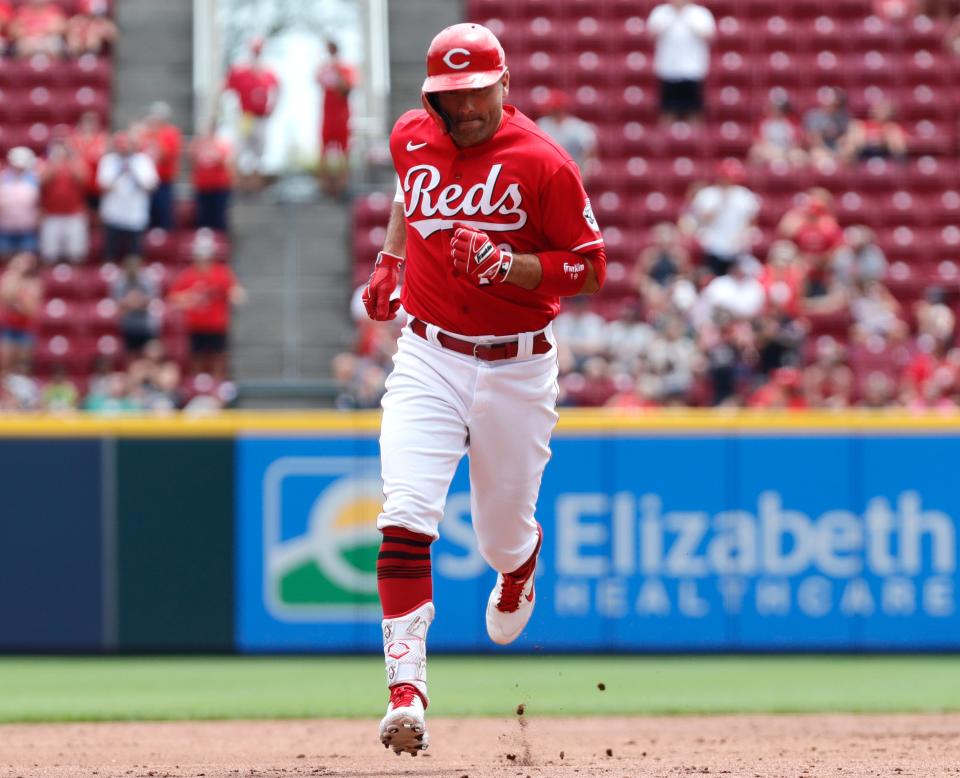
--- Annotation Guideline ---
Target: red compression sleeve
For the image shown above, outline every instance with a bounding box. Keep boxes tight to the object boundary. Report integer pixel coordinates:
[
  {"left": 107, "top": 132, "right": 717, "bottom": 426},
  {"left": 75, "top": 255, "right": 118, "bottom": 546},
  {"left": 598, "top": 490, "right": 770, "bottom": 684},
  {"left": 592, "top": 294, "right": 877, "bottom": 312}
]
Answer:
[{"left": 535, "top": 243, "right": 606, "bottom": 296}]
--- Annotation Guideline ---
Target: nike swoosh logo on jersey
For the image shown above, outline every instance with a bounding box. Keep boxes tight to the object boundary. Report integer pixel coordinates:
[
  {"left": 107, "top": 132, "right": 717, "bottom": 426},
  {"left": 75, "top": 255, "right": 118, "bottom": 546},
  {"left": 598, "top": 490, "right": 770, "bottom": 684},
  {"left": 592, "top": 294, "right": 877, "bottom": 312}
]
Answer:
[
  {"left": 406, "top": 141, "right": 428, "bottom": 151},
  {"left": 524, "top": 586, "right": 534, "bottom": 603}
]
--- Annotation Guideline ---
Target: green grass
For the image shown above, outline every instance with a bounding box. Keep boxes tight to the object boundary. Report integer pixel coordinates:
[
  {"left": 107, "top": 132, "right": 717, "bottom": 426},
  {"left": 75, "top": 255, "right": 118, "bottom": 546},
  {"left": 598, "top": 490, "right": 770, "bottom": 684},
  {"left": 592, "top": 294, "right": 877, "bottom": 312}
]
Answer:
[{"left": 0, "top": 656, "right": 958, "bottom": 723}]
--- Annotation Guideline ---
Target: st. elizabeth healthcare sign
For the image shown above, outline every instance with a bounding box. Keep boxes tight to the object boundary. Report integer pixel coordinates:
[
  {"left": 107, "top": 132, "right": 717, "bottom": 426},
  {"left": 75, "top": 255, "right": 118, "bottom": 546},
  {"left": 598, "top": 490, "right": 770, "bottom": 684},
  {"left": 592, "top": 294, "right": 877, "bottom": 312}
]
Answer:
[{"left": 235, "top": 431, "right": 960, "bottom": 652}]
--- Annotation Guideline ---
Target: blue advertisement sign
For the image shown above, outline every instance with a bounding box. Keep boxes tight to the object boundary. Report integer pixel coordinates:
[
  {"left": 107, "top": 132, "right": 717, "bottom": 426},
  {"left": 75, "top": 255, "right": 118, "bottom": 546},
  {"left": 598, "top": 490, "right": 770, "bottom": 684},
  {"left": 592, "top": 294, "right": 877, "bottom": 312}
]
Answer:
[{"left": 236, "top": 433, "right": 960, "bottom": 652}]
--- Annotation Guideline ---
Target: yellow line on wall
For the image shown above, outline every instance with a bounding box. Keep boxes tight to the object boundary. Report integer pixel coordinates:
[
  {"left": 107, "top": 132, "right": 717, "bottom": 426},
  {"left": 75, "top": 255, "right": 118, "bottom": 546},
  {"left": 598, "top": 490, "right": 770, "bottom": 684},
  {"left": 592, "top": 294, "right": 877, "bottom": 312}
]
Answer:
[{"left": 0, "top": 409, "right": 958, "bottom": 437}]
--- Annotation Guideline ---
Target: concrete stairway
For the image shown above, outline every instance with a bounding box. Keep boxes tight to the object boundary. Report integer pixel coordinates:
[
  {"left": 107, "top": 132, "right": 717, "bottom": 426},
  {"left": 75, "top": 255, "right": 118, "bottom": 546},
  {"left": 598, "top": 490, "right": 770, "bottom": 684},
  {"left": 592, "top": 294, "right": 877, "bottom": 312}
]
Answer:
[
  {"left": 228, "top": 180, "right": 356, "bottom": 407},
  {"left": 113, "top": 0, "right": 194, "bottom": 131}
]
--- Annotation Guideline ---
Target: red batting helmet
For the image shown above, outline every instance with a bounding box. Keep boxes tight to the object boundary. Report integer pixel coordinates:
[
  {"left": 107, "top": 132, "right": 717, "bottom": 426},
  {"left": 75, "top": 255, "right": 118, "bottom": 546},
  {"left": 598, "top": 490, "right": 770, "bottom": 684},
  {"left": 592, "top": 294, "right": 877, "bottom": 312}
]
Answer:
[{"left": 422, "top": 23, "right": 507, "bottom": 94}]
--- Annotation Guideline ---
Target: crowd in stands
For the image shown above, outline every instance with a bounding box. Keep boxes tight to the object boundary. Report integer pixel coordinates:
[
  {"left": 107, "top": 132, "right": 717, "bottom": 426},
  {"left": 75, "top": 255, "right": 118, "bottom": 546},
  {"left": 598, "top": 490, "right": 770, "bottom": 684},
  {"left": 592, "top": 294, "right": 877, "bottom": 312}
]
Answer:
[
  {"left": 340, "top": 0, "right": 960, "bottom": 412},
  {"left": 0, "top": 1, "right": 244, "bottom": 413}
]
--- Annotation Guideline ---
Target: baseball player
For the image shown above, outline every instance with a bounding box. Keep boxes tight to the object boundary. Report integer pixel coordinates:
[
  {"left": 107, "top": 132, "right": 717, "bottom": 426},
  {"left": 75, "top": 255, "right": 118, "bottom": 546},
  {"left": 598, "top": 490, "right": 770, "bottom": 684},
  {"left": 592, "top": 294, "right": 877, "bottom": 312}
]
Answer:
[{"left": 363, "top": 23, "right": 606, "bottom": 756}]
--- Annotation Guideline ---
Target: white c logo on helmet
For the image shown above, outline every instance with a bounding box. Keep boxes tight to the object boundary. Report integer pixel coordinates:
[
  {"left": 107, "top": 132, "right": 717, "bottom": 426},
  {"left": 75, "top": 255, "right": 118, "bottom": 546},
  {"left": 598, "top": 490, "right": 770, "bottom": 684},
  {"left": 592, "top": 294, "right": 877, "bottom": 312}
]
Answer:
[{"left": 443, "top": 48, "right": 471, "bottom": 70}]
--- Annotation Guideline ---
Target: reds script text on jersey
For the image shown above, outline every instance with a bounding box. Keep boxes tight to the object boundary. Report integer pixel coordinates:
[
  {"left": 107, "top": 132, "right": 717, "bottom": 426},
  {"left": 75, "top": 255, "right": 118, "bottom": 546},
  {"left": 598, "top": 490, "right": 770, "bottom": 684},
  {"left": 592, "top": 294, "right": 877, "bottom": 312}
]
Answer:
[{"left": 391, "top": 105, "right": 604, "bottom": 336}]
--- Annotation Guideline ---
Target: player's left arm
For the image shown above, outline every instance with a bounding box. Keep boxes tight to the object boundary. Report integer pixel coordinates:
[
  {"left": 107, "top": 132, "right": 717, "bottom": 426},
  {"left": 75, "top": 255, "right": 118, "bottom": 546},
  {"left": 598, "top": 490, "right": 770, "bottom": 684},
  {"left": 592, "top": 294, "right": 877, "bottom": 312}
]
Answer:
[
  {"left": 499, "top": 248, "right": 601, "bottom": 293},
  {"left": 450, "top": 161, "right": 605, "bottom": 295}
]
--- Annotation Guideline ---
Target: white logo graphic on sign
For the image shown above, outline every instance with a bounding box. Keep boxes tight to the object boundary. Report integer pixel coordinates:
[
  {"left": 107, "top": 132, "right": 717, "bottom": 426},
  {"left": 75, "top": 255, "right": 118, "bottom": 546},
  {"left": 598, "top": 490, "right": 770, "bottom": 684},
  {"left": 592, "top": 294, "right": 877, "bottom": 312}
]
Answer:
[{"left": 263, "top": 457, "right": 384, "bottom": 621}]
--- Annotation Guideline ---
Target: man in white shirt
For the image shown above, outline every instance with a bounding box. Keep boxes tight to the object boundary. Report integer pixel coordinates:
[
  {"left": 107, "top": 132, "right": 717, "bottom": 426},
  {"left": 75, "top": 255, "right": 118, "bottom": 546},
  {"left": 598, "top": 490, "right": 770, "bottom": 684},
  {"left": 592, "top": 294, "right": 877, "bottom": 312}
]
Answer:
[
  {"left": 97, "top": 131, "right": 159, "bottom": 262},
  {"left": 695, "top": 254, "right": 765, "bottom": 326},
  {"left": 681, "top": 158, "right": 759, "bottom": 276},
  {"left": 647, "top": 0, "right": 716, "bottom": 122}
]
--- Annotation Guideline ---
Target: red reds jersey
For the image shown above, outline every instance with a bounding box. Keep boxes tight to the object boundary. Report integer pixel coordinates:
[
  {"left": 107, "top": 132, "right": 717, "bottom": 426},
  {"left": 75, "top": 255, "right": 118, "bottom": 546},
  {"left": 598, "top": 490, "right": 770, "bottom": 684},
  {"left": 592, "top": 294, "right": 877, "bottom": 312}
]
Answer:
[
  {"left": 390, "top": 105, "right": 605, "bottom": 336},
  {"left": 226, "top": 65, "right": 279, "bottom": 117}
]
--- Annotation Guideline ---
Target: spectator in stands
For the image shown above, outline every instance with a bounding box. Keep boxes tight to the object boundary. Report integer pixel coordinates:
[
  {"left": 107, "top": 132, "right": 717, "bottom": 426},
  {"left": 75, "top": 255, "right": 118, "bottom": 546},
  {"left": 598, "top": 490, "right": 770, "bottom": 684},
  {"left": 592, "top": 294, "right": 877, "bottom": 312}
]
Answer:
[
  {"left": 803, "top": 336, "right": 854, "bottom": 408},
  {"left": 0, "top": 252, "right": 42, "bottom": 375},
  {"left": 70, "top": 111, "right": 109, "bottom": 212},
  {"left": 749, "top": 92, "right": 808, "bottom": 167},
  {"left": 694, "top": 254, "right": 766, "bottom": 326},
  {"left": 84, "top": 371, "right": 141, "bottom": 414},
  {"left": 754, "top": 313, "right": 805, "bottom": 377},
  {"left": 223, "top": 37, "right": 280, "bottom": 191},
  {"left": 553, "top": 296, "right": 608, "bottom": 367},
  {"left": 804, "top": 87, "right": 850, "bottom": 166},
  {"left": 1, "top": 372, "right": 40, "bottom": 410},
  {"left": 536, "top": 89, "right": 598, "bottom": 177},
  {"left": 777, "top": 188, "right": 844, "bottom": 268},
  {"left": 833, "top": 225, "right": 888, "bottom": 285},
  {"left": 645, "top": 313, "right": 700, "bottom": 402},
  {"left": 168, "top": 230, "right": 247, "bottom": 380},
  {"left": 111, "top": 254, "right": 160, "bottom": 353},
  {"left": 128, "top": 339, "right": 182, "bottom": 412},
  {"left": 748, "top": 366, "right": 808, "bottom": 409},
  {"left": 698, "top": 312, "right": 752, "bottom": 405},
  {"left": 0, "top": 147, "right": 41, "bottom": 256},
  {"left": 41, "top": 364, "right": 79, "bottom": 411},
  {"left": 8, "top": 0, "right": 65, "bottom": 58},
  {"left": 758, "top": 240, "right": 804, "bottom": 319},
  {"left": 647, "top": 0, "right": 716, "bottom": 123},
  {"left": 65, "top": 0, "right": 116, "bottom": 58},
  {"left": 873, "top": 0, "right": 919, "bottom": 20},
  {"left": 39, "top": 135, "right": 89, "bottom": 264},
  {"left": 778, "top": 190, "right": 847, "bottom": 316},
  {"left": 97, "top": 131, "right": 159, "bottom": 262},
  {"left": 136, "top": 101, "right": 183, "bottom": 231},
  {"left": 850, "top": 278, "right": 907, "bottom": 343},
  {"left": 840, "top": 98, "right": 908, "bottom": 162},
  {"left": 190, "top": 120, "right": 233, "bottom": 232},
  {"left": 632, "top": 221, "right": 691, "bottom": 293},
  {"left": 858, "top": 370, "right": 896, "bottom": 408},
  {"left": 316, "top": 38, "right": 358, "bottom": 198},
  {"left": 680, "top": 158, "right": 760, "bottom": 276}
]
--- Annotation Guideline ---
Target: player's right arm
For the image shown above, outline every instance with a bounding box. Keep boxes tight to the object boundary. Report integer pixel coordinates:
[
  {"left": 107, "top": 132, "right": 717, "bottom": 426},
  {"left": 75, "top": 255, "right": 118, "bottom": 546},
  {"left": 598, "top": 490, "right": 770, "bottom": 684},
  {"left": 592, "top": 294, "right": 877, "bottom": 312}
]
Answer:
[
  {"left": 362, "top": 199, "right": 406, "bottom": 321},
  {"left": 382, "top": 199, "right": 406, "bottom": 257}
]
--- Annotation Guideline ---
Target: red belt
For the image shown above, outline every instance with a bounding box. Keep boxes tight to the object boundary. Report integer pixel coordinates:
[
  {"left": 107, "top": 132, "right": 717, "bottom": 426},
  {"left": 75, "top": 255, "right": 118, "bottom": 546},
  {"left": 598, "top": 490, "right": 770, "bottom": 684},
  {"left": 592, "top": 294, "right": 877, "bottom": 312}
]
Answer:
[{"left": 410, "top": 318, "right": 552, "bottom": 361}]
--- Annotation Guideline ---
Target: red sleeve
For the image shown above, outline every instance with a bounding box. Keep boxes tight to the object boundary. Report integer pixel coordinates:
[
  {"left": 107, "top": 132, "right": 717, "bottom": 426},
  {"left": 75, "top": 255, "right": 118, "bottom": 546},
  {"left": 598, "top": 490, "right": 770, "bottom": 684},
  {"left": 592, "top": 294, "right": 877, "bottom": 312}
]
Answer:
[{"left": 536, "top": 161, "right": 607, "bottom": 288}]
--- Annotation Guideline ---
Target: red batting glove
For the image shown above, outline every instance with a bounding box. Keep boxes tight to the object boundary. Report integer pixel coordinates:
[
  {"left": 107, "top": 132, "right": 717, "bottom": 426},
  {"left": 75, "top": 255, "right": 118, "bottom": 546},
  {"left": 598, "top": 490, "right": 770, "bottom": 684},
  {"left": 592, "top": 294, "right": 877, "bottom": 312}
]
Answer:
[
  {"left": 450, "top": 222, "right": 514, "bottom": 286},
  {"left": 362, "top": 251, "right": 404, "bottom": 321}
]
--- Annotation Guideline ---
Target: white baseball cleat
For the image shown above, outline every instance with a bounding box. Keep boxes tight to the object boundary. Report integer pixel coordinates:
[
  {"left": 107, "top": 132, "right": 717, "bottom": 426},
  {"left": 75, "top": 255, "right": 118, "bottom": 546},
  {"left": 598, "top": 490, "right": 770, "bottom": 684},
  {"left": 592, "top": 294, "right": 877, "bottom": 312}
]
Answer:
[
  {"left": 379, "top": 683, "right": 429, "bottom": 756},
  {"left": 486, "top": 524, "right": 543, "bottom": 645}
]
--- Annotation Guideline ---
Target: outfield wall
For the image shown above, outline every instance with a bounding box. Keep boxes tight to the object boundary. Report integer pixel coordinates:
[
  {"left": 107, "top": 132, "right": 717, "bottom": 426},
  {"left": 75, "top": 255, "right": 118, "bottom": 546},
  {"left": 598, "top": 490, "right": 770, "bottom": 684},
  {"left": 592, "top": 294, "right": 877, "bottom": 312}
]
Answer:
[{"left": 0, "top": 411, "right": 957, "bottom": 652}]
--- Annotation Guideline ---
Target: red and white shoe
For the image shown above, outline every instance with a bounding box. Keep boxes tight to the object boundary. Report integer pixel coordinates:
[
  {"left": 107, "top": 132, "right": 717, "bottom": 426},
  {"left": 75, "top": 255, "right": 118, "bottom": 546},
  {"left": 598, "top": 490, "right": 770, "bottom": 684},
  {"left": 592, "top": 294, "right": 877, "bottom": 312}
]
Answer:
[
  {"left": 485, "top": 524, "right": 543, "bottom": 645},
  {"left": 379, "top": 683, "right": 428, "bottom": 756}
]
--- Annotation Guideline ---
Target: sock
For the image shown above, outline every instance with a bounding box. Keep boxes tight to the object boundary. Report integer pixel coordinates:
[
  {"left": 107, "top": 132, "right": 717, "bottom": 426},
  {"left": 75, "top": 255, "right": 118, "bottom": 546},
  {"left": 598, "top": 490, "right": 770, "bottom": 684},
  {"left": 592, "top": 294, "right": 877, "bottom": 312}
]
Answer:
[{"left": 377, "top": 526, "right": 433, "bottom": 618}]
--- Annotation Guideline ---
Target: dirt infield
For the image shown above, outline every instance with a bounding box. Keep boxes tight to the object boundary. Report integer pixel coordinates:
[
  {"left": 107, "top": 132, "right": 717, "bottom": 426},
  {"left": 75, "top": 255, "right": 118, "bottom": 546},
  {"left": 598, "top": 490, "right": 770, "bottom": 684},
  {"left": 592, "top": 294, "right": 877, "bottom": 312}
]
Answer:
[{"left": 2, "top": 714, "right": 959, "bottom": 778}]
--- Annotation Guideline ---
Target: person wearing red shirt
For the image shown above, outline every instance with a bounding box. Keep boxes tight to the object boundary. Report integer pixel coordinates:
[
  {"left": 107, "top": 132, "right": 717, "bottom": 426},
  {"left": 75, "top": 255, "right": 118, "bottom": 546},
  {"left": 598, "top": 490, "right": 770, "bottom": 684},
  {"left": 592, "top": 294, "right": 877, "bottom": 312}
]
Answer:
[
  {"left": 190, "top": 121, "right": 233, "bottom": 231},
  {"left": 168, "top": 231, "right": 246, "bottom": 379},
  {"left": 8, "top": 0, "right": 65, "bottom": 58},
  {"left": 137, "top": 101, "right": 183, "bottom": 231},
  {"left": 70, "top": 110, "right": 109, "bottom": 212},
  {"left": 777, "top": 188, "right": 844, "bottom": 264},
  {"left": 0, "top": 1, "right": 14, "bottom": 48},
  {"left": 39, "top": 136, "right": 89, "bottom": 264},
  {"left": 316, "top": 39, "right": 358, "bottom": 197},
  {"left": 363, "top": 23, "right": 605, "bottom": 755},
  {"left": 223, "top": 38, "right": 279, "bottom": 190}
]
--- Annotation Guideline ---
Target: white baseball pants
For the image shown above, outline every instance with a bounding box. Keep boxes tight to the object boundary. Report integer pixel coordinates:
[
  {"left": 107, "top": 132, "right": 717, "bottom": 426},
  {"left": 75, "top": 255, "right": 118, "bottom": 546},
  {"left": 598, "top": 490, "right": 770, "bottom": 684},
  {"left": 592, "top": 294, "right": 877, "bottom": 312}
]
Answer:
[{"left": 377, "top": 321, "right": 559, "bottom": 573}]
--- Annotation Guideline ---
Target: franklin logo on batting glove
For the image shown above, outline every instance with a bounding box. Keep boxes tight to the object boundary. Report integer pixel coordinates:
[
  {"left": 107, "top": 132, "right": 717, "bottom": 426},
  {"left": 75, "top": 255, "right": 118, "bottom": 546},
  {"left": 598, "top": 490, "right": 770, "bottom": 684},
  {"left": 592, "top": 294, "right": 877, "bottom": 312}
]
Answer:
[{"left": 450, "top": 222, "right": 513, "bottom": 285}]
